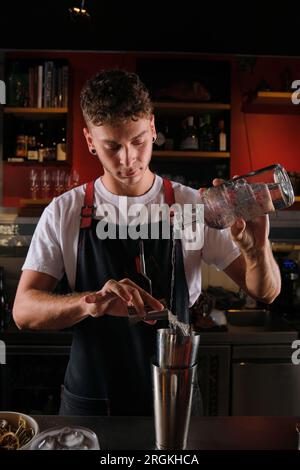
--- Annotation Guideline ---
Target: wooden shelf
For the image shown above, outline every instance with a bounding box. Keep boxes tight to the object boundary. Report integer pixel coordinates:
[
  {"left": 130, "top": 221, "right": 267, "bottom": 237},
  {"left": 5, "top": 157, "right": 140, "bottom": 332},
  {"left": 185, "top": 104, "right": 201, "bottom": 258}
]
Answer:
[
  {"left": 272, "top": 242, "right": 300, "bottom": 252},
  {"left": 4, "top": 107, "right": 68, "bottom": 117},
  {"left": 20, "top": 198, "right": 51, "bottom": 206},
  {"left": 152, "top": 150, "right": 230, "bottom": 159},
  {"left": 252, "top": 92, "right": 293, "bottom": 105},
  {"left": 4, "top": 160, "right": 71, "bottom": 166},
  {"left": 153, "top": 101, "right": 230, "bottom": 115}
]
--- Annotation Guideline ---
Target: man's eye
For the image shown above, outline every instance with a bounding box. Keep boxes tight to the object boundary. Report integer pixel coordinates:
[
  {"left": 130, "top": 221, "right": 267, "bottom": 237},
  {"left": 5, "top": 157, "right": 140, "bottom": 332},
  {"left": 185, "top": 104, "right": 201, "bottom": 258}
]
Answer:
[
  {"left": 106, "top": 144, "right": 121, "bottom": 151},
  {"left": 132, "top": 140, "right": 145, "bottom": 146}
]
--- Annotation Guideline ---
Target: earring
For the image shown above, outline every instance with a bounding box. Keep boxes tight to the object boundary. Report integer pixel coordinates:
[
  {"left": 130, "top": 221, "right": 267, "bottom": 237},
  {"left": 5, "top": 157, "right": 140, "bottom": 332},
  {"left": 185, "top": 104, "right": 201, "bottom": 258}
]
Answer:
[
  {"left": 90, "top": 148, "right": 97, "bottom": 155},
  {"left": 152, "top": 136, "right": 156, "bottom": 143}
]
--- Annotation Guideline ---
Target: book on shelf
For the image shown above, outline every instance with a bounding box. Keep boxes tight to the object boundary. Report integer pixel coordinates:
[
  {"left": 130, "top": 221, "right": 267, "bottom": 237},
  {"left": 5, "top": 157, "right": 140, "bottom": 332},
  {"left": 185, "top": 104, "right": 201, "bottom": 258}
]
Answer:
[{"left": 6, "top": 59, "right": 69, "bottom": 109}]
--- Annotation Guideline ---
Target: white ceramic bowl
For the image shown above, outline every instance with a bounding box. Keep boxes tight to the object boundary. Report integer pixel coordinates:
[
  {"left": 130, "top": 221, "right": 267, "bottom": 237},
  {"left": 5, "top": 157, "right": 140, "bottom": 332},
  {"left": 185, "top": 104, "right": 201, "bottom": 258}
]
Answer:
[{"left": 0, "top": 411, "right": 39, "bottom": 450}]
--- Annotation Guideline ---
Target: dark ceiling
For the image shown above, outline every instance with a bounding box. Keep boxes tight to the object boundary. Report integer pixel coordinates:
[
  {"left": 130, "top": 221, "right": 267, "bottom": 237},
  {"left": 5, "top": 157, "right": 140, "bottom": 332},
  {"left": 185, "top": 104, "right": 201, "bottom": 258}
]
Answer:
[{"left": 0, "top": 1, "right": 298, "bottom": 56}]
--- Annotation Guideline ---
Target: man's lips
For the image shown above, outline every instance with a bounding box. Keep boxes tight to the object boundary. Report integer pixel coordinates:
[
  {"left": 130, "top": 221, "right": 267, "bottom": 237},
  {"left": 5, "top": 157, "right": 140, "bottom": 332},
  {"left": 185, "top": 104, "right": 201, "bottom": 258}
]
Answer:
[{"left": 123, "top": 169, "right": 138, "bottom": 177}]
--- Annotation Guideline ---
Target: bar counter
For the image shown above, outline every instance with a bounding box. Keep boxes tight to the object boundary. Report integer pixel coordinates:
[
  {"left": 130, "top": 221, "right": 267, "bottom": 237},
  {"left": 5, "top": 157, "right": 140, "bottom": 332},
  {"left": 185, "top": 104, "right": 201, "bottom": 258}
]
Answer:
[{"left": 32, "top": 415, "right": 299, "bottom": 450}]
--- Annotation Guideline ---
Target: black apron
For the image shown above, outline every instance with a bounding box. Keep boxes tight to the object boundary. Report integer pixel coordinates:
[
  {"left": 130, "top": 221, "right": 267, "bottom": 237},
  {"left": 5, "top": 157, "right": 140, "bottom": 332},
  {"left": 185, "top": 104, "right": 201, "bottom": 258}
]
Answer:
[{"left": 60, "top": 178, "right": 192, "bottom": 416}]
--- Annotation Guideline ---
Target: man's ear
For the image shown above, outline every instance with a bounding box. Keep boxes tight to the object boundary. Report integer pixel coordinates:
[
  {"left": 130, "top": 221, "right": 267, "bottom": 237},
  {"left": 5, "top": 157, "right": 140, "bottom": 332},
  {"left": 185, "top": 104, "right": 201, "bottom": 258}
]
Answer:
[
  {"left": 83, "top": 127, "right": 94, "bottom": 148},
  {"left": 150, "top": 114, "right": 157, "bottom": 139}
]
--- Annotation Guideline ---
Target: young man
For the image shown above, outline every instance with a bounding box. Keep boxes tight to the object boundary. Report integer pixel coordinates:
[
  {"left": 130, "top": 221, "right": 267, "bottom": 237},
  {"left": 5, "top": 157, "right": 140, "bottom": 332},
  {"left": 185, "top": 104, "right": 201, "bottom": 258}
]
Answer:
[{"left": 13, "top": 69, "right": 281, "bottom": 416}]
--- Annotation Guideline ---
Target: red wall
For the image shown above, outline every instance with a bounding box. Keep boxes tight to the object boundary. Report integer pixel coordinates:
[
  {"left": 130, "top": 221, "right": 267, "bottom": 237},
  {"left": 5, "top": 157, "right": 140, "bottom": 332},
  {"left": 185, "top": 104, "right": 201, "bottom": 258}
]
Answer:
[
  {"left": 3, "top": 51, "right": 300, "bottom": 205},
  {"left": 230, "top": 56, "right": 300, "bottom": 177}
]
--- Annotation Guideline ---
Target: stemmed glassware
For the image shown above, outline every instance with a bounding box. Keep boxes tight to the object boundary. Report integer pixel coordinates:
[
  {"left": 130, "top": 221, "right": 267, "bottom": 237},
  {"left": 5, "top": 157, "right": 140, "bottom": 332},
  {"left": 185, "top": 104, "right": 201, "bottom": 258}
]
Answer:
[
  {"left": 41, "top": 169, "right": 51, "bottom": 200},
  {"left": 29, "top": 169, "right": 40, "bottom": 200},
  {"left": 53, "top": 169, "right": 66, "bottom": 197},
  {"left": 65, "top": 169, "right": 80, "bottom": 191}
]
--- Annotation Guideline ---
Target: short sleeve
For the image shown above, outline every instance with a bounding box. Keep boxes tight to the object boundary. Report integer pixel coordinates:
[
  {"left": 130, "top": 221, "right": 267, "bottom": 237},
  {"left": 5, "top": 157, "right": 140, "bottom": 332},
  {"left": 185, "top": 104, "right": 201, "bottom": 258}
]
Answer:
[
  {"left": 22, "top": 200, "right": 65, "bottom": 280},
  {"left": 202, "top": 226, "right": 240, "bottom": 271}
]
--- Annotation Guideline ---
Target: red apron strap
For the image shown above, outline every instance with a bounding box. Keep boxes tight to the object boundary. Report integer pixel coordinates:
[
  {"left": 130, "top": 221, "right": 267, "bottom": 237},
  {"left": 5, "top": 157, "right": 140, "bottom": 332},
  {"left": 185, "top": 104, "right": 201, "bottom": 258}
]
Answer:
[
  {"left": 163, "top": 178, "right": 175, "bottom": 206},
  {"left": 80, "top": 180, "right": 96, "bottom": 229}
]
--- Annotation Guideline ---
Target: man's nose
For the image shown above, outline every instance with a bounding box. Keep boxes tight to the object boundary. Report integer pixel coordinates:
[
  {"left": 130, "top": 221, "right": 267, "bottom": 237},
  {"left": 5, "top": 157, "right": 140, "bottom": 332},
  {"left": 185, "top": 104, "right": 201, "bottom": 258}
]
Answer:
[{"left": 120, "top": 147, "right": 136, "bottom": 167}]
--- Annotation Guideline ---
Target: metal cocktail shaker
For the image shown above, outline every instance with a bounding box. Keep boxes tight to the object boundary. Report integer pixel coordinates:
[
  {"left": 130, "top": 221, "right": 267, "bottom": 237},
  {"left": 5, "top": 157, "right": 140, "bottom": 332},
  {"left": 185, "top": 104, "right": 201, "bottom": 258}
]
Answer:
[{"left": 152, "top": 329, "right": 200, "bottom": 450}]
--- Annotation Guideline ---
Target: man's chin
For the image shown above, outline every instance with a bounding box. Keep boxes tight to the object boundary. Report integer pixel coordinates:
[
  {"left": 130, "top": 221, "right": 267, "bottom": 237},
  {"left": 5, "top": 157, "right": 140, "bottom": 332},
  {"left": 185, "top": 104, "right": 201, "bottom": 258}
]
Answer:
[{"left": 119, "top": 170, "right": 143, "bottom": 183}]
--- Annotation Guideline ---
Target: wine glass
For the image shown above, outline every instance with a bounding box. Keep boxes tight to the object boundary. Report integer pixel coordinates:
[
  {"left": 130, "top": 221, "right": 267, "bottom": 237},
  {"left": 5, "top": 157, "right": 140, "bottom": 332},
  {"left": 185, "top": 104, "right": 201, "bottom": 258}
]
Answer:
[
  {"left": 53, "top": 169, "right": 66, "bottom": 196},
  {"left": 41, "top": 169, "right": 51, "bottom": 200},
  {"left": 71, "top": 169, "right": 80, "bottom": 188},
  {"left": 29, "top": 169, "right": 40, "bottom": 200}
]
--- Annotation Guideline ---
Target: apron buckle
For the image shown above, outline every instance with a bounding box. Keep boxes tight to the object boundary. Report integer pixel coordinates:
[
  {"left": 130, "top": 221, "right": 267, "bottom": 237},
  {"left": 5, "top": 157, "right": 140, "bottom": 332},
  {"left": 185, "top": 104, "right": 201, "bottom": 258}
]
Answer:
[{"left": 80, "top": 205, "right": 96, "bottom": 218}]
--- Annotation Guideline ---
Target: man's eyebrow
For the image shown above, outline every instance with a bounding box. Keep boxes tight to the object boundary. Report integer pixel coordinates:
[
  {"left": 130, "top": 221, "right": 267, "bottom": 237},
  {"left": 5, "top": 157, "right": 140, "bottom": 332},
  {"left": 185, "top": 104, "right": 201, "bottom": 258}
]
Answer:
[
  {"left": 102, "top": 138, "right": 119, "bottom": 144},
  {"left": 131, "top": 130, "right": 147, "bottom": 140},
  {"left": 102, "top": 130, "right": 148, "bottom": 144}
]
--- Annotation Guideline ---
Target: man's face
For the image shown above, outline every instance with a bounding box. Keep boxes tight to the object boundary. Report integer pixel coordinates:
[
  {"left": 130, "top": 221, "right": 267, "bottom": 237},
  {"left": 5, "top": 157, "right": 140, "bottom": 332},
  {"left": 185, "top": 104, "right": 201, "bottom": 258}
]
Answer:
[{"left": 84, "top": 116, "right": 156, "bottom": 188}]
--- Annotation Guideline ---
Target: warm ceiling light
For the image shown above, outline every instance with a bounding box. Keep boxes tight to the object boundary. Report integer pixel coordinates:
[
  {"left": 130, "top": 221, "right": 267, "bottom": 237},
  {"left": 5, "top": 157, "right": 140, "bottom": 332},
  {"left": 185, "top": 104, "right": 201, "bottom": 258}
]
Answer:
[{"left": 69, "top": 0, "right": 91, "bottom": 20}]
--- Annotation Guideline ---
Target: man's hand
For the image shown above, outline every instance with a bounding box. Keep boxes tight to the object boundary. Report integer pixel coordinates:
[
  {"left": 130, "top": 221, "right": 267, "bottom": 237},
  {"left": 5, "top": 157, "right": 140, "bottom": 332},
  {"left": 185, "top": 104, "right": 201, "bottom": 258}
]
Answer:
[
  {"left": 200, "top": 176, "right": 271, "bottom": 255},
  {"left": 199, "top": 177, "right": 281, "bottom": 304},
  {"left": 82, "top": 278, "right": 164, "bottom": 324}
]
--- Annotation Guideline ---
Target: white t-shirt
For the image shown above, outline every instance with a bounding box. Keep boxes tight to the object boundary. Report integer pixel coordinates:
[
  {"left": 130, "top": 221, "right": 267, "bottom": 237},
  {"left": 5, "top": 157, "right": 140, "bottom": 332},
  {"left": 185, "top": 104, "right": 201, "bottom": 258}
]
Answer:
[{"left": 22, "top": 175, "right": 240, "bottom": 307}]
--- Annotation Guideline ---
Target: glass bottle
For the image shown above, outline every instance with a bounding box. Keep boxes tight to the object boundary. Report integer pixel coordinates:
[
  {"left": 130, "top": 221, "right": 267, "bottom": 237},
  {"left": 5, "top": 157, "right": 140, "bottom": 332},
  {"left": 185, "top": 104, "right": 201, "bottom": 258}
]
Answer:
[
  {"left": 15, "top": 134, "right": 28, "bottom": 159},
  {"left": 164, "top": 119, "right": 174, "bottom": 151},
  {"left": 27, "top": 135, "right": 39, "bottom": 161},
  {"left": 37, "top": 122, "right": 46, "bottom": 162},
  {"left": 198, "top": 114, "right": 215, "bottom": 151},
  {"left": 180, "top": 116, "right": 199, "bottom": 150},
  {"left": 7, "top": 61, "right": 26, "bottom": 106},
  {"left": 199, "top": 164, "right": 295, "bottom": 229},
  {"left": 218, "top": 120, "right": 227, "bottom": 151},
  {"left": 56, "top": 125, "right": 67, "bottom": 161}
]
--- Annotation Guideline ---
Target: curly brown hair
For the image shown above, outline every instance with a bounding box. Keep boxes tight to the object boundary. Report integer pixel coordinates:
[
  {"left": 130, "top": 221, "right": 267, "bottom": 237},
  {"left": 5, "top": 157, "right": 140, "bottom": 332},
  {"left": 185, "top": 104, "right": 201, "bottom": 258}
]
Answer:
[{"left": 80, "top": 69, "right": 153, "bottom": 126}]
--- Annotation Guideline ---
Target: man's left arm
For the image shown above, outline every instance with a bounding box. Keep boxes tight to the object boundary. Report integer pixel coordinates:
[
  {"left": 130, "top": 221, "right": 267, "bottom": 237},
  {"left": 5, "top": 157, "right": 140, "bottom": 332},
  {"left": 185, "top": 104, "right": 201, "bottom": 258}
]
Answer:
[{"left": 223, "top": 215, "right": 281, "bottom": 304}]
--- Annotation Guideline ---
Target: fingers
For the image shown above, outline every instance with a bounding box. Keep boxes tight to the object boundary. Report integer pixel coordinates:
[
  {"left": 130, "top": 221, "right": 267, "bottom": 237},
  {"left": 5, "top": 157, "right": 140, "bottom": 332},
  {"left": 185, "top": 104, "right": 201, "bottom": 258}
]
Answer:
[
  {"left": 212, "top": 175, "right": 239, "bottom": 186},
  {"left": 85, "top": 280, "right": 132, "bottom": 304},
  {"left": 120, "top": 278, "right": 164, "bottom": 311},
  {"left": 212, "top": 178, "right": 225, "bottom": 186},
  {"left": 230, "top": 218, "right": 246, "bottom": 241},
  {"left": 127, "top": 286, "right": 147, "bottom": 318},
  {"left": 84, "top": 278, "right": 164, "bottom": 320},
  {"left": 144, "top": 319, "right": 157, "bottom": 325}
]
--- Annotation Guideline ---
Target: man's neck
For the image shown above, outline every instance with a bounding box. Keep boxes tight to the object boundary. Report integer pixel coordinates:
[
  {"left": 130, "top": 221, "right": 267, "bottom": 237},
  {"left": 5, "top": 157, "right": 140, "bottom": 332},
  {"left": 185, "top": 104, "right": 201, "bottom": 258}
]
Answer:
[{"left": 101, "top": 169, "right": 155, "bottom": 196}]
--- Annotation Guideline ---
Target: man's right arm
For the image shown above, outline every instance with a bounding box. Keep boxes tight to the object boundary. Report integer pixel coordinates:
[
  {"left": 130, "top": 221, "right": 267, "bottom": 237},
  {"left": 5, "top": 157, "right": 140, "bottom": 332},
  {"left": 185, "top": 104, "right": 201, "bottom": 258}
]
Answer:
[
  {"left": 13, "top": 270, "right": 91, "bottom": 330},
  {"left": 13, "top": 270, "right": 165, "bottom": 331}
]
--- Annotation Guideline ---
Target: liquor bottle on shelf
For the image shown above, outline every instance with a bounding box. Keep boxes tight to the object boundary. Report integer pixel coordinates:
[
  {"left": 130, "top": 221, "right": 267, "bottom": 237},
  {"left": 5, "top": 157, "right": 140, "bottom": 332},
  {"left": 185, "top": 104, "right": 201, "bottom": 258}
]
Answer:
[
  {"left": 15, "top": 134, "right": 27, "bottom": 160},
  {"left": 7, "top": 61, "right": 27, "bottom": 107},
  {"left": 0, "top": 266, "right": 10, "bottom": 331},
  {"left": 218, "top": 120, "right": 227, "bottom": 151},
  {"left": 198, "top": 114, "right": 216, "bottom": 151},
  {"left": 56, "top": 125, "right": 67, "bottom": 161},
  {"left": 153, "top": 119, "right": 166, "bottom": 150},
  {"left": 27, "top": 135, "right": 39, "bottom": 161},
  {"left": 164, "top": 119, "right": 174, "bottom": 151},
  {"left": 179, "top": 116, "right": 199, "bottom": 150},
  {"left": 37, "top": 121, "right": 46, "bottom": 162},
  {"left": 40, "top": 121, "right": 57, "bottom": 162}
]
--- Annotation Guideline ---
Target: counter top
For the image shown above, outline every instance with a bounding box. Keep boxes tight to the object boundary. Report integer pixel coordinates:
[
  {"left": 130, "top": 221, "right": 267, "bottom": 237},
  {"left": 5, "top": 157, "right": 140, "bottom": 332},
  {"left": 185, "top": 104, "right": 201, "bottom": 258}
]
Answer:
[
  {"left": 1, "top": 316, "right": 298, "bottom": 348},
  {"left": 32, "top": 414, "right": 299, "bottom": 450}
]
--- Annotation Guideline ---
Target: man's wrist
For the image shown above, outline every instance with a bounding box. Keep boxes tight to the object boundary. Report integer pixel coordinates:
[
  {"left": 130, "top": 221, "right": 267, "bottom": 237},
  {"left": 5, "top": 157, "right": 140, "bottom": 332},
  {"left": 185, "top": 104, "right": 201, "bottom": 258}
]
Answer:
[
  {"left": 243, "top": 242, "right": 271, "bottom": 267},
  {"left": 77, "top": 293, "right": 94, "bottom": 319}
]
